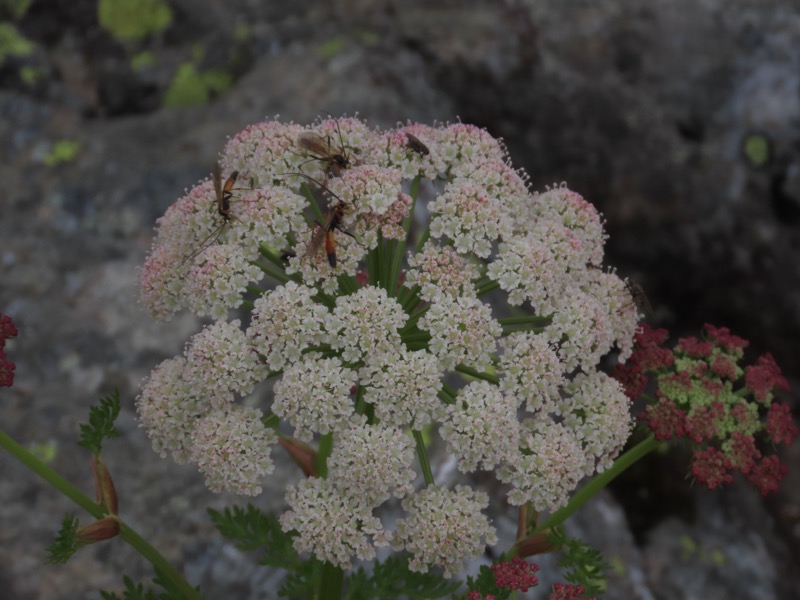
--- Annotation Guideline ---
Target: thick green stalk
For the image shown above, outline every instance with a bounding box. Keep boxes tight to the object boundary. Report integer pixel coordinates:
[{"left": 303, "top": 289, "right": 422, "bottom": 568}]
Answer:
[
  {"left": 0, "top": 432, "right": 202, "bottom": 600},
  {"left": 317, "top": 561, "right": 344, "bottom": 600}
]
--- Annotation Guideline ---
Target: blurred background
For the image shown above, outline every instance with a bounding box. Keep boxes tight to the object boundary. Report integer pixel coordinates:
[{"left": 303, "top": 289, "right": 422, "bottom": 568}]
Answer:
[{"left": 1, "top": 0, "right": 798, "bottom": 598}]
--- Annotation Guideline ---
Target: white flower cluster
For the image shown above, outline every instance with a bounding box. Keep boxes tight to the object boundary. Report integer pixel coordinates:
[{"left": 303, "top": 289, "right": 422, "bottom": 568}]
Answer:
[
  {"left": 394, "top": 485, "right": 497, "bottom": 578},
  {"left": 138, "top": 116, "right": 642, "bottom": 575}
]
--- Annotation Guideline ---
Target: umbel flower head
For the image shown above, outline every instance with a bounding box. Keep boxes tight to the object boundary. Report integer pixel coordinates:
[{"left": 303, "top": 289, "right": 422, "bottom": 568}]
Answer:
[
  {"left": 137, "top": 116, "right": 642, "bottom": 575},
  {"left": 613, "top": 323, "right": 797, "bottom": 495}
]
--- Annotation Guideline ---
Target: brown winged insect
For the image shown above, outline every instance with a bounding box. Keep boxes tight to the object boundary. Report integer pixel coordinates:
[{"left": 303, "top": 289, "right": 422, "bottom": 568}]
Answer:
[
  {"left": 298, "top": 176, "right": 359, "bottom": 268},
  {"left": 296, "top": 117, "right": 355, "bottom": 177},
  {"left": 625, "top": 279, "right": 653, "bottom": 315},
  {"left": 404, "top": 132, "right": 430, "bottom": 156},
  {"left": 177, "top": 163, "right": 241, "bottom": 269}
]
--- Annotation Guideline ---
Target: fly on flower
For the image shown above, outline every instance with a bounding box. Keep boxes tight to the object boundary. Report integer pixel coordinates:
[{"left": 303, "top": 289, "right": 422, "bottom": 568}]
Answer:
[
  {"left": 626, "top": 279, "right": 652, "bottom": 315},
  {"left": 405, "top": 132, "right": 430, "bottom": 156},
  {"left": 177, "top": 163, "right": 240, "bottom": 269}
]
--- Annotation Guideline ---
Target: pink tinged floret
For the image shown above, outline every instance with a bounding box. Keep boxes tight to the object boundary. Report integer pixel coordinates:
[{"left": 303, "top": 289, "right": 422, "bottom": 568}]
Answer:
[
  {"left": 531, "top": 185, "right": 607, "bottom": 267},
  {"left": 406, "top": 241, "right": 480, "bottom": 302},
  {"left": 725, "top": 432, "right": 760, "bottom": 474},
  {"left": 685, "top": 402, "right": 723, "bottom": 443},
  {"left": 491, "top": 556, "right": 539, "bottom": 592},
  {"left": 711, "top": 354, "right": 738, "bottom": 380},
  {"left": 745, "top": 454, "right": 787, "bottom": 496},
  {"left": 549, "top": 583, "right": 595, "bottom": 600},
  {"left": 222, "top": 119, "right": 306, "bottom": 183},
  {"left": 468, "top": 593, "right": 495, "bottom": 600},
  {"left": 703, "top": 323, "right": 749, "bottom": 351},
  {"left": 640, "top": 398, "right": 687, "bottom": 441},
  {"left": 612, "top": 324, "right": 675, "bottom": 398},
  {"left": 676, "top": 336, "right": 713, "bottom": 358},
  {"left": 745, "top": 353, "right": 789, "bottom": 403},
  {"left": 0, "top": 314, "right": 17, "bottom": 387},
  {"left": 691, "top": 447, "right": 733, "bottom": 490},
  {"left": 766, "top": 402, "right": 799, "bottom": 445}
]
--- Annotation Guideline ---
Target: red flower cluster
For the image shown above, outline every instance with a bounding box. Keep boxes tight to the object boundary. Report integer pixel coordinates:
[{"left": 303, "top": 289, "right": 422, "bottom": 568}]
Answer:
[
  {"left": 549, "top": 583, "right": 595, "bottom": 600},
  {"left": 1, "top": 314, "right": 17, "bottom": 388},
  {"left": 491, "top": 556, "right": 539, "bottom": 592},
  {"left": 613, "top": 323, "right": 797, "bottom": 496},
  {"left": 467, "top": 558, "right": 592, "bottom": 600},
  {"left": 612, "top": 324, "right": 674, "bottom": 400}
]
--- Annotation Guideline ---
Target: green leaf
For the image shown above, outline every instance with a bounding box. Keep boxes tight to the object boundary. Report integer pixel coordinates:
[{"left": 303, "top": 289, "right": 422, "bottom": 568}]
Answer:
[
  {"left": 345, "top": 555, "right": 461, "bottom": 599},
  {"left": 163, "top": 63, "right": 209, "bottom": 108},
  {"left": 77, "top": 391, "right": 121, "bottom": 456},
  {"left": 548, "top": 527, "right": 608, "bottom": 596},
  {"left": 200, "top": 68, "right": 233, "bottom": 96},
  {"left": 131, "top": 51, "right": 156, "bottom": 72},
  {"left": 43, "top": 139, "right": 82, "bottom": 167},
  {"left": 46, "top": 514, "right": 79, "bottom": 564},
  {"left": 0, "top": 22, "right": 34, "bottom": 64},
  {"left": 208, "top": 505, "right": 299, "bottom": 569},
  {"left": 465, "top": 564, "right": 510, "bottom": 600},
  {"left": 1, "top": 0, "right": 34, "bottom": 19},
  {"left": 98, "top": 0, "right": 172, "bottom": 42}
]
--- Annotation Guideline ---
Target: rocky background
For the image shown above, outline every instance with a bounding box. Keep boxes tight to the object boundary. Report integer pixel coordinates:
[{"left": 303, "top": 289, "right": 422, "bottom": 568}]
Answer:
[{"left": 1, "top": 0, "right": 799, "bottom": 598}]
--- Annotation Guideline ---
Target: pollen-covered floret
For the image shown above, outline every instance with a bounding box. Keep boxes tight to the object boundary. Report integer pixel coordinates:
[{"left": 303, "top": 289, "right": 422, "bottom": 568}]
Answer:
[
  {"left": 273, "top": 354, "right": 358, "bottom": 441},
  {"left": 247, "top": 281, "right": 329, "bottom": 371},
  {"left": 327, "top": 165, "right": 404, "bottom": 217},
  {"left": 327, "top": 421, "right": 416, "bottom": 508},
  {"left": 394, "top": 485, "right": 497, "bottom": 578},
  {"left": 231, "top": 185, "right": 308, "bottom": 252},
  {"left": 184, "top": 319, "right": 267, "bottom": 399},
  {"left": 498, "top": 419, "right": 588, "bottom": 511},
  {"left": 545, "top": 287, "right": 612, "bottom": 372},
  {"left": 451, "top": 157, "right": 529, "bottom": 221},
  {"left": 498, "top": 332, "right": 564, "bottom": 415},
  {"left": 222, "top": 118, "right": 305, "bottom": 186},
  {"left": 584, "top": 269, "right": 641, "bottom": 362},
  {"left": 190, "top": 405, "right": 276, "bottom": 495},
  {"left": 136, "top": 357, "right": 213, "bottom": 462},
  {"left": 529, "top": 184, "right": 607, "bottom": 267},
  {"left": 405, "top": 241, "right": 480, "bottom": 302},
  {"left": 377, "top": 124, "right": 439, "bottom": 180},
  {"left": 486, "top": 234, "right": 567, "bottom": 312},
  {"left": 327, "top": 286, "right": 407, "bottom": 364},
  {"left": 183, "top": 244, "right": 264, "bottom": 320},
  {"left": 280, "top": 477, "right": 391, "bottom": 570},
  {"left": 560, "top": 370, "right": 632, "bottom": 472},
  {"left": 429, "top": 179, "right": 512, "bottom": 258},
  {"left": 418, "top": 295, "right": 501, "bottom": 371},
  {"left": 359, "top": 348, "right": 445, "bottom": 429},
  {"left": 440, "top": 381, "right": 521, "bottom": 472},
  {"left": 435, "top": 122, "right": 508, "bottom": 174}
]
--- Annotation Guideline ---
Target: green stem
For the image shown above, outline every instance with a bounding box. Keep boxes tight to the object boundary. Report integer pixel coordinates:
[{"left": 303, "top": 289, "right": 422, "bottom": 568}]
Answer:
[
  {"left": 413, "top": 430, "right": 435, "bottom": 486},
  {"left": 317, "top": 561, "right": 344, "bottom": 600},
  {"left": 498, "top": 315, "right": 551, "bottom": 327},
  {"left": 534, "top": 435, "right": 660, "bottom": 534},
  {"left": 0, "top": 432, "right": 202, "bottom": 600},
  {"left": 475, "top": 280, "right": 500, "bottom": 296},
  {"left": 455, "top": 364, "right": 499, "bottom": 385},
  {"left": 315, "top": 433, "right": 333, "bottom": 478}
]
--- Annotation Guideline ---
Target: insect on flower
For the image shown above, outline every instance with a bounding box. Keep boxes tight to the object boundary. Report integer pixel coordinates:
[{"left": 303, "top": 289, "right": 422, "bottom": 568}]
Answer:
[
  {"left": 296, "top": 118, "right": 353, "bottom": 177},
  {"left": 405, "top": 132, "right": 430, "bottom": 156},
  {"left": 307, "top": 197, "right": 359, "bottom": 268},
  {"left": 177, "top": 163, "right": 240, "bottom": 269},
  {"left": 302, "top": 181, "right": 359, "bottom": 268},
  {"left": 626, "top": 279, "right": 653, "bottom": 315}
]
